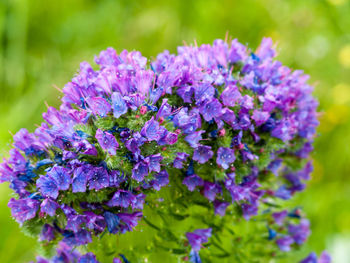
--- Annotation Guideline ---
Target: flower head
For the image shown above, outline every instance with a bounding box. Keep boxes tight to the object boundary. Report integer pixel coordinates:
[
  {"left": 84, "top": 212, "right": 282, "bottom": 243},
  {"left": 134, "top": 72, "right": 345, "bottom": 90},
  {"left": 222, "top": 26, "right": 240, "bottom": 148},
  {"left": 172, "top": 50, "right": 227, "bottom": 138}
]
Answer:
[{"left": 0, "top": 37, "right": 319, "bottom": 262}]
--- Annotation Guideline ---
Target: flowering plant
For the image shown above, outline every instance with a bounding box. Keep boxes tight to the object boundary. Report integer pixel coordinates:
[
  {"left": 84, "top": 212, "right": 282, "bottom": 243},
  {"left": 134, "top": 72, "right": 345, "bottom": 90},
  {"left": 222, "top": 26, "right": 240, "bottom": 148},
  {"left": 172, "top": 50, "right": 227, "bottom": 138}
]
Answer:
[{"left": 0, "top": 37, "right": 330, "bottom": 262}]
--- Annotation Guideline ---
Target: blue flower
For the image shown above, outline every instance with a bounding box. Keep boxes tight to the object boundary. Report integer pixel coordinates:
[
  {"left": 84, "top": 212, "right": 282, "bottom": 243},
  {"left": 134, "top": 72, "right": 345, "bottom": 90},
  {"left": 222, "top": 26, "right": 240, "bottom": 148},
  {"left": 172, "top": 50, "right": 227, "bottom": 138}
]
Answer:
[
  {"left": 107, "top": 190, "right": 136, "bottom": 208},
  {"left": 186, "top": 228, "right": 212, "bottom": 252},
  {"left": 141, "top": 117, "right": 160, "bottom": 141},
  {"left": 86, "top": 97, "right": 111, "bottom": 117},
  {"left": 132, "top": 162, "right": 148, "bottom": 182},
  {"left": 103, "top": 211, "right": 120, "bottom": 233},
  {"left": 193, "top": 145, "right": 213, "bottom": 164},
  {"left": 95, "top": 128, "right": 119, "bottom": 155},
  {"left": 40, "top": 198, "right": 59, "bottom": 216},
  {"left": 40, "top": 224, "right": 55, "bottom": 241},
  {"left": 173, "top": 152, "right": 189, "bottom": 169},
  {"left": 185, "top": 131, "right": 204, "bottom": 148},
  {"left": 183, "top": 174, "right": 204, "bottom": 191},
  {"left": 220, "top": 85, "right": 241, "bottom": 107},
  {"left": 89, "top": 167, "right": 109, "bottom": 191},
  {"left": 8, "top": 198, "right": 39, "bottom": 224},
  {"left": 216, "top": 147, "right": 235, "bottom": 169},
  {"left": 199, "top": 98, "right": 222, "bottom": 122},
  {"left": 37, "top": 166, "right": 71, "bottom": 199},
  {"left": 151, "top": 170, "right": 169, "bottom": 191},
  {"left": 145, "top": 154, "right": 163, "bottom": 173},
  {"left": 72, "top": 166, "right": 92, "bottom": 193},
  {"left": 111, "top": 92, "right": 128, "bottom": 118},
  {"left": 276, "top": 236, "right": 294, "bottom": 252}
]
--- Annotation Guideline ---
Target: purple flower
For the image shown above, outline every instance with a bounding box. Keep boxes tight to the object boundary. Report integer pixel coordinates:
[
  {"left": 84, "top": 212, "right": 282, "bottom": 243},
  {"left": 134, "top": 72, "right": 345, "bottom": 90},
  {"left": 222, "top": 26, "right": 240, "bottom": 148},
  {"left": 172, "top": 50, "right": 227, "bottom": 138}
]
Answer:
[
  {"left": 40, "top": 198, "right": 60, "bottom": 217},
  {"left": 132, "top": 193, "right": 146, "bottom": 210},
  {"left": 183, "top": 174, "right": 204, "bottom": 191},
  {"left": 185, "top": 131, "right": 204, "bottom": 148},
  {"left": 141, "top": 117, "right": 160, "bottom": 141},
  {"left": 125, "top": 136, "right": 143, "bottom": 155},
  {"left": 241, "top": 202, "right": 258, "bottom": 220},
  {"left": 203, "top": 181, "right": 221, "bottom": 201},
  {"left": 63, "top": 229, "right": 92, "bottom": 246},
  {"left": 8, "top": 198, "right": 39, "bottom": 224},
  {"left": 132, "top": 162, "right": 148, "bottom": 182},
  {"left": 186, "top": 228, "right": 212, "bottom": 252},
  {"left": 111, "top": 92, "right": 128, "bottom": 118},
  {"left": 319, "top": 251, "right": 332, "bottom": 263},
  {"left": 256, "top": 37, "right": 276, "bottom": 60},
  {"left": 275, "top": 185, "right": 292, "bottom": 200},
  {"left": 216, "top": 147, "right": 235, "bottom": 169},
  {"left": 268, "top": 159, "right": 282, "bottom": 175},
  {"left": 8, "top": 148, "right": 26, "bottom": 172},
  {"left": 220, "top": 85, "right": 242, "bottom": 107},
  {"left": 276, "top": 236, "right": 294, "bottom": 252},
  {"left": 288, "top": 219, "right": 310, "bottom": 245},
  {"left": 156, "top": 99, "right": 172, "bottom": 120},
  {"left": 189, "top": 250, "right": 202, "bottom": 263},
  {"left": 177, "top": 86, "right": 194, "bottom": 103},
  {"left": 118, "top": 212, "right": 142, "bottom": 232},
  {"left": 84, "top": 211, "right": 106, "bottom": 232},
  {"left": 220, "top": 108, "right": 236, "bottom": 127},
  {"left": 48, "top": 166, "right": 71, "bottom": 190},
  {"left": 173, "top": 152, "right": 189, "bottom": 169},
  {"left": 40, "top": 224, "right": 55, "bottom": 241},
  {"left": 51, "top": 242, "right": 81, "bottom": 262},
  {"left": 37, "top": 166, "right": 71, "bottom": 199},
  {"left": 86, "top": 97, "right": 111, "bottom": 117},
  {"left": 109, "top": 170, "right": 125, "bottom": 187},
  {"left": 194, "top": 84, "right": 215, "bottom": 104},
  {"left": 66, "top": 215, "right": 87, "bottom": 232},
  {"left": 103, "top": 211, "right": 120, "bottom": 233},
  {"left": 72, "top": 166, "right": 92, "bottom": 193},
  {"left": 151, "top": 170, "right": 169, "bottom": 191},
  {"left": 0, "top": 160, "right": 13, "bottom": 183},
  {"left": 213, "top": 200, "right": 229, "bottom": 216},
  {"left": 252, "top": 110, "right": 270, "bottom": 126},
  {"left": 228, "top": 39, "right": 247, "bottom": 63},
  {"left": 240, "top": 95, "right": 254, "bottom": 110},
  {"left": 89, "top": 167, "right": 109, "bottom": 190},
  {"left": 107, "top": 190, "right": 136, "bottom": 208},
  {"left": 75, "top": 140, "right": 98, "bottom": 156},
  {"left": 164, "top": 132, "right": 178, "bottom": 145},
  {"left": 78, "top": 252, "right": 100, "bottom": 263},
  {"left": 145, "top": 154, "right": 163, "bottom": 173},
  {"left": 135, "top": 69, "right": 154, "bottom": 96},
  {"left": 300, "top": 252, "right": 318, "bottom": 263},
  {"left": 199, "top": 98, "right": 223, "bottom": 121},
  {"left": 272, "top": 210, "right": 288, "bottom": 226},
  {"left": 193, "top": 145, "right": 214, "bottom": 164},
  {"left": 0, "top": 37, "right": 320, "bottom": 260},
  {"left": 271, "top": 121, "right": 295, "bottom": 142},
  {"left": 13, "top": 128, "right": 40, "bottom": 152},
  {"left": 95, "top": 129, "right": 119, "bottom": 155}
]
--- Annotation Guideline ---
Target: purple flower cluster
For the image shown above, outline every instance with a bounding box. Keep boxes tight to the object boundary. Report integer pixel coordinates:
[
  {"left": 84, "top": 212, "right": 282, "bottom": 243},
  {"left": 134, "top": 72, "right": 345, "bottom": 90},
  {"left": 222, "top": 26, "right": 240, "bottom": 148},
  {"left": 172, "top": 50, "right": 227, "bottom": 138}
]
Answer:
[
  {"left": 33, "top": 242, "right": 126, "bottom": 263},
  {"left": 267, "top": 209, "right": 311, "bottom": 251},
  {"left": 0, "top": 37, "right": 322, "bottom": 261},
  {"left": 300, "top": 251, "right": 332, "bottom": 263}
]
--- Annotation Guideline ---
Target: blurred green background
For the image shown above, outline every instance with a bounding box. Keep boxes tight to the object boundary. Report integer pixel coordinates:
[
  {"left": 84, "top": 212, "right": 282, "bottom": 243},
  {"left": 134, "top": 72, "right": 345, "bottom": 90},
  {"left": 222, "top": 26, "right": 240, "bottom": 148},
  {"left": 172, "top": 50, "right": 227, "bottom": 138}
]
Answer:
[{"left": 0, "top": 0, "right": 349, "bottom": 262}]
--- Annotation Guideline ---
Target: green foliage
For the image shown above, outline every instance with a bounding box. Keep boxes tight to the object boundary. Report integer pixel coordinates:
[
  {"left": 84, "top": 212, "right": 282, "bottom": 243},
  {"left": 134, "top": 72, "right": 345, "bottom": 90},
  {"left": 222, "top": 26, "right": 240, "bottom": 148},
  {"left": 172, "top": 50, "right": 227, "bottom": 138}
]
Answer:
[
  {"left": 94, "top": 115, "right": 117, "bottom": 131},
  {"left": 37, "top": 241, "right": 57, "bottom": 259},
  {"left": 21, "top": 218, "right": 44, "bottom": 238}
]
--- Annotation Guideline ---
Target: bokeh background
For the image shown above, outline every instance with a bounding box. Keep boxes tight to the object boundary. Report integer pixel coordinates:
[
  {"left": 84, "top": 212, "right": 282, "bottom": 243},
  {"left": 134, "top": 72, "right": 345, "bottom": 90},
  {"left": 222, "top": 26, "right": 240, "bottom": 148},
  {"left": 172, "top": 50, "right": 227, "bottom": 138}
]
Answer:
[{"left": 0, "top": 0, "right": 349, "bottom": 262}]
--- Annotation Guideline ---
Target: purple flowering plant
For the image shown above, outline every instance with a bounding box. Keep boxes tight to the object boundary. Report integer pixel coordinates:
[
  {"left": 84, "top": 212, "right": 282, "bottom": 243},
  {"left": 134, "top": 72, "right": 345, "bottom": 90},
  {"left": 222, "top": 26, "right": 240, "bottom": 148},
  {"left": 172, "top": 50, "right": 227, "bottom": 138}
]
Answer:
[{"left": 0, "top": 37, "right": 331, "bottom": 262}]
